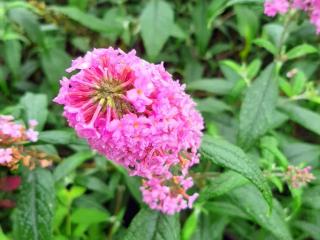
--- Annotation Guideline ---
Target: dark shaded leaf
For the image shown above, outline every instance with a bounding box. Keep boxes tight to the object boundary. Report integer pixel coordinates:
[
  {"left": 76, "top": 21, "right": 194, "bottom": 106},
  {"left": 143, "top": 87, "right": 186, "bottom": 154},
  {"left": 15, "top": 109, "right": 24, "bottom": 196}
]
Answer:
[
  {"left": 200, "top": 135, "right": 273, "bottom": 210},
  {"left": 238, "top": 64, "right": 278, "bottom": 149},
  {"left": 124, "top": 208, "right": 180, "bottom": 240},
  {"left": 228, "top": 185, "right": 292, "bottom": 240},
  {"left": 54, "top": 151, "right": 95, "bottom": 181},
  {"left": 13, "top": 168, "right": 55, "bottom": 240},
  {"left": 140, "top": 0, "right": 174, "bottom": 59}
]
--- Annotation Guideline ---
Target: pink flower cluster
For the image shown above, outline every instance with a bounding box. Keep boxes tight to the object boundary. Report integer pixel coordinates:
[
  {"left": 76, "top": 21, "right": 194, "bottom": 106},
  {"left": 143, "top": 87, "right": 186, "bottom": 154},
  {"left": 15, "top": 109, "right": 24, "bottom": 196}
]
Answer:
[
  {"left": 0, "top": 115, "right": 38, "bottom": 144},
  {"left": 54, "top": 47, "right": 204, "bottom": 214},
  {"left": 0, "top": 115, "right": 39, "bottom": 168},
  {"left": 264, "top": 0, "right": 320, "bottom": 33},
  {"left": 285, "top": 165, "right": 315, "bottom": 188}
]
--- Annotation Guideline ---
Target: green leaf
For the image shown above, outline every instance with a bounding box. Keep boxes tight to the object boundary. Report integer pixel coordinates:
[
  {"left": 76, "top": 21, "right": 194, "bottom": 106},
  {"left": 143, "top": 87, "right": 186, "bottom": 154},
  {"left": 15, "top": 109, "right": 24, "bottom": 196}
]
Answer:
[
  {"left": 207, "top": 0, "right": 226, "bottom": 28},
  {"left": 253, "top": 38, "right": 277, "bottom": 55},
  {"left": 170, "top": 23, "right": 186, "bottom": 39},
  {"left": 8, "top": 8, "right": 44, "bottom": 45},
  {"left": 238, "top": 64, "right": 278, "bottom": 149},
  {"left": 182, "top": 207, "right": 200, "bottom": 240},
  {"left": 226, "top": 0, "right": 264, "bottom": 6},
  {"left": 207, "top": 0, "right": 263, "bottom": 29},
  {"left": 1, "top": 30, "right": 27, "bottom": 42},
  {"left": 292, "top": 72, "right": 306, "bottom": 95},
  {"left": 20, "top": 92, "right": 48, "bottom": 130},
  {"left": 0, "top": 228, "right": 9, "bottom": 240},
  {"left": 193, "top": 0, "right": 211, "bottom": 55},
  {"left": 286, "top": 44, "right": 318, "bottom": 60},
  {"left": 191, "top": 215, "right": 229, "bottom": 240},
  {"left": 71, "top": 208, "right": 109, "bottom": 224},
  {"left": 200, "top": 135, "right": 273, "bottom": 210},
  {"left": 124, "top": 208, "right": 180, "bottom": 240},
  {"left": 247, "top": 59, "right": 262, "bottom": 80},
  {"left": 260, "top": 136, "right": 288, "bottom": 168},
  {"left": 183, "top": 59, "right": 203, "bottom": 83},
  {"left": 304, "top": 186, "right": 320, "bottom": 210},
  {"left": 53, "top": 235, "right": 68, "bottom": 240},
  {"left": 4, "top": 39, "right": 21, "bottom": 81},
  {"left": 279, "top": 103, "right": 320, "bottom": 135},
  {"left": 205, "top": 201, "right": 248, "bottom": 219},
  {"left": 283, "top": 142, "right": 320, "bottom": 166},
  {"left": 227, "top": 185, "right": 292, "bottom": 240},
  {"left": 68, "top": 0, "right": 89, "bottom": 11},
  {"left": 140, "top": 0, "right": 174, "bottom": 59},
  {"left": 39, "top": 130, "right": 77, "bottom": 145},
  {"left": 76, "top": 176, "right": 110, "bottom": 195},
  {"left": 40, "top": 47, "right": 70, "bottom": 91},
  {"left": 13, "top": 168, "right": 55, "bottom": 240},
  {"left": 186, "top": 79, "right": 233, "bottom": 95},
  {"left": 50, "top": 6, "right": 118, "bottom": 34},
  {"left": 123, "top": 174, "right": 142, "bottom": 204},
  {"left": 264, "top": 23, "right": 284, "bottom": 48},
  {"left": 294, "top": 221, "right": 320, "bottom": 240},
  {"left": 235, "top": 6, "right": 259, "bottom": 58},
  {"left": 195, "top": 98, "right": 232, "bottom": 114},
  {"left": 279, "top": 77, "right": 293, "bottom": 97},
  {"left": 4, "top": 1, "right": 39, "bottom": 12},
  {"left": 221, "top": 60, "right": 242, "bottom": 75},
  {"left": 198, "top": 171, "right": 248, "bottom": 202},
  {"left": 54, "top": 151, "right": 95, "bottom": 181}
]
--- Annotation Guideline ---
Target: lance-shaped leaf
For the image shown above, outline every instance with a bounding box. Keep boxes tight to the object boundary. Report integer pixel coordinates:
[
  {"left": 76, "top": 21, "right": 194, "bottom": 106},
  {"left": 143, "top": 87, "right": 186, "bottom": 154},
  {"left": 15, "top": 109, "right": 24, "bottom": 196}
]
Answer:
[
  {"left": 227, "top": 185, "right": 292, "bottom": 240},
  {"left": 238, "top": 64, "right": 278, "bottom": 150},
  {"left": 13, "top": 168, "right": 55, "bottom": 240},
  {"left": 54, "top": 151, "right": 94, "bottom": 182},
  {"left": 140, "top": 0, "right": 174, "bottom": 59},
  {"left": 198, "top": 171, "right": 248, "bottom": 202},
  {"left": 279, "top": 103, "right": 320, "bottom": 136},
  {"left": 200, "top": 135, "right": 273, "bottom": 210},
  {"left": 124, "top": 208, "right": 180, "bottom": 240}
]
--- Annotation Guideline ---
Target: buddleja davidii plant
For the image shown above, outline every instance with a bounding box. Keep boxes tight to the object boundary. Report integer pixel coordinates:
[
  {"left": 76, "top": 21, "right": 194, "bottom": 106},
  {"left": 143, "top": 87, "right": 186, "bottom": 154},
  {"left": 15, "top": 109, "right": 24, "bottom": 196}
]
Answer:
[{"left": 51, "top": 45, "right": 280, "bottom": 239}]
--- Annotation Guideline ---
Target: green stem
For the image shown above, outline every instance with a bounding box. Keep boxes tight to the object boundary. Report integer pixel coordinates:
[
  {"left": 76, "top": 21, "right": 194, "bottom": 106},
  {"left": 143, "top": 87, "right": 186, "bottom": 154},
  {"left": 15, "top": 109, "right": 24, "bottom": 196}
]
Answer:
[{"left": 277, "top": 11, "right": 300, "bottom": 59}]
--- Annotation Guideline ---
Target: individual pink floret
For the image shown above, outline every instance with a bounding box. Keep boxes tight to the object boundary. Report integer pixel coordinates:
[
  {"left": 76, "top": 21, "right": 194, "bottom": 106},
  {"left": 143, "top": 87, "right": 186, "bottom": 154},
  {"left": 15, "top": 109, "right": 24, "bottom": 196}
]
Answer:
[
  {"left": 0, "top": 148, "right": 13, "bottom": 164},
  {"left": 26, "top": 129, "right": 39, "bottom": 142}
]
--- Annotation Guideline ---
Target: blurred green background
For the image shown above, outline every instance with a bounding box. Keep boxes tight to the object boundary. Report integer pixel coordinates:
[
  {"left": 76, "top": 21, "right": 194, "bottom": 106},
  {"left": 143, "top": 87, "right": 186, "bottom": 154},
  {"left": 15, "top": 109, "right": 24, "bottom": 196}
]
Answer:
[{"left": 1, "top": 0, "right": 320, "bottom": 240}]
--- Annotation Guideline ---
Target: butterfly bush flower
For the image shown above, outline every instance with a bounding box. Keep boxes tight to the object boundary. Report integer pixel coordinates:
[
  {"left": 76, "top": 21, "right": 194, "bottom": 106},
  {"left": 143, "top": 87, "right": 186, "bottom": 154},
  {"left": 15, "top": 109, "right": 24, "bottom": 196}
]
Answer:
[
  {"left": 265, "top": 0, "right": 290, "bottom": 16},
  {"left": 264, "top": 0, "right": 320, "bottom": 33},
  {"left": 0, "top": 115, "right": 50, "bottom": 169},
  {"left": 0, "top": 115, "right": 38, "bottom": 143},
  {"left": 285, "top": 165, "right": 315, "bottom": 188},
  {"left": 54, "top": 47, "right": 204, "bottom": 214}
]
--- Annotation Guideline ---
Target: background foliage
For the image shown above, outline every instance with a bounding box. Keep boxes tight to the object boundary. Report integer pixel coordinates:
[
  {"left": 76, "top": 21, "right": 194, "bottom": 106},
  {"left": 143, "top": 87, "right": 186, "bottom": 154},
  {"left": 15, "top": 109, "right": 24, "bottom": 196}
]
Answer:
[{"left": 0, "top": 0, "right": 320, "bottom": 239}]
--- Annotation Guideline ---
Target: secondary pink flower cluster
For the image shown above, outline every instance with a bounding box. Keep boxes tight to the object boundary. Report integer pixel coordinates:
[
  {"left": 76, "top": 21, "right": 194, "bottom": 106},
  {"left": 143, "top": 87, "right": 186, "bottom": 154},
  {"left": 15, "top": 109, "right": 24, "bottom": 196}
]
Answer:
[
  {"left": 54, "top": 47, "right": 204, "bottom": 214},
  {"left": 285, "top": 165, "right": 315, "bottom": 188},
  {"left": 0, "top": 115, "right": 39, "bottom": 168},
  {"left": 0, "top": 115, "right": 38, "bottom": 143},
  {"left": 264, "top": 0, "right": 320, "bottom": 33}
]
